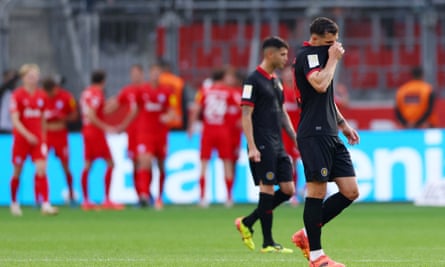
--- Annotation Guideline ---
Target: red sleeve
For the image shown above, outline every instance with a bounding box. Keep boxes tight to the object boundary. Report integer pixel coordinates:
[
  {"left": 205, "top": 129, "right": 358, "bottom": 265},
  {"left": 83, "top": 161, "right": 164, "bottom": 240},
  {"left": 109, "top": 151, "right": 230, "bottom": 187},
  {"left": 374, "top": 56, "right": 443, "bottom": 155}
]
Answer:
[{"left": 9, "top": 91, "right": 20, "bottom": 114}]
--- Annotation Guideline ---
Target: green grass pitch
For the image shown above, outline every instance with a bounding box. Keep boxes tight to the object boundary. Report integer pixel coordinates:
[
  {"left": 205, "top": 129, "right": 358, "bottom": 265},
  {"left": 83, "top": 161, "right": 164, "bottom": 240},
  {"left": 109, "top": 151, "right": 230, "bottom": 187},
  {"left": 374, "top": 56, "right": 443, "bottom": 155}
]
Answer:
[{"left": 0, "top": 203, "right": 444, "bottom": 267}]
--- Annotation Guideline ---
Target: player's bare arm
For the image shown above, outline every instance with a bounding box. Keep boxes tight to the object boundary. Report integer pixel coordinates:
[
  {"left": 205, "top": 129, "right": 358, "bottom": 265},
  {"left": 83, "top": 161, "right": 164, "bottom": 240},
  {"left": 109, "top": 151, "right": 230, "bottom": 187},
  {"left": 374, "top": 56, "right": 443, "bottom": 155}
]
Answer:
[
  {"left": 103, "top": 96, "right": 119, "bottom": 114},
  {"left": 86, "top": 107, "right": 113, "bottom": 132},
  {"left": 117, "top": 104, "right": 139, "bottom": 133},
  {"left": 308, "top": 42, "right": 345, "bottom": 93},
  {"left": 241, "top": 105, "right": 260, "bottom": 162},
  {"left": 186, "top": 103, "right": 201, "bottom": 137},
  {"left": 11, "top": 112, "right": 38, "bottom": 145},
  {"left": 335, "top": 103, "right": 359, "bottom": 145},
  {"left": 281, "top": 108, "right": 298, "bottom": 148}
]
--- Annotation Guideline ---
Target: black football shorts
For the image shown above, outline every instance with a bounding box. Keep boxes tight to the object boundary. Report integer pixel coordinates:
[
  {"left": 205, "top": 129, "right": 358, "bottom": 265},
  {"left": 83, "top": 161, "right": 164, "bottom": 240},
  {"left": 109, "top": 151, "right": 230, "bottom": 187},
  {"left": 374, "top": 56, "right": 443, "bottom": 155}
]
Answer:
[
  {"left": 298, "top": 135, "right": 355, "bottom": 182},
  {"left": 249, "top": 147, "right": 293, "bottom": 186}
]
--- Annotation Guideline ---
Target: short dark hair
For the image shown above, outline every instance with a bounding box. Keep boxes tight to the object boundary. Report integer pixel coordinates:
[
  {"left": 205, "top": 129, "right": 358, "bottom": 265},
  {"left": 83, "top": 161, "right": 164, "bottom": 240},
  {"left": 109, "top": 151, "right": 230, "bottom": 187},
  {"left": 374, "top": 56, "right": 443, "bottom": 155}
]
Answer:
[
  {"left": 42, "top": 77, "right": 56, "bottom": 92},
  {"left": 211, "top": 68, "right": 225, "bottom": 82},
  {"left": 411, "top": 66, "right": 423, "bottom": 79},
  {"left": 310, "top": 17, "right": 339, "bottom": 36},
  {"left": 91, "top": 70, "right": 106, "bottom": 84},
  {"left": 262, "top": 36, "right": 289, "bottom": 51}
]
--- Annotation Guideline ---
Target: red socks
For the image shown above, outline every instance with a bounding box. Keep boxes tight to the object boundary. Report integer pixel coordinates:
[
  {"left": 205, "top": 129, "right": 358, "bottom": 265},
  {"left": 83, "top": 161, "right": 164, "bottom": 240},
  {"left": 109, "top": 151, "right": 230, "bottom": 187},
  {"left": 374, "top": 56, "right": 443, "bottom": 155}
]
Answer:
[
  {"left": 199, "top": 176, "right": 206, "bottom": 199},
  {"left": 136, "top": 169, "right": 151, "bottom": 197},
  {"left": 104, "top": 167, "right": 113, "bottom": 201},
  {"left": 225, "top": 178, "right": 234, "bottom": 201},
  {"left": 34, "top": 174, "right": 49, "bottom": 203},
  {"left": 10, "top": 177, "right": 19, "bottom": 203}
]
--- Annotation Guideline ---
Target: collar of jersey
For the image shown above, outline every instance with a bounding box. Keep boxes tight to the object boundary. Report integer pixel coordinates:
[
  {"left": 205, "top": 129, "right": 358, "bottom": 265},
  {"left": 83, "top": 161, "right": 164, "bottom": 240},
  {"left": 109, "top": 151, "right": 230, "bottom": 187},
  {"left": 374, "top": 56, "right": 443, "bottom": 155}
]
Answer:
[
  {"left": 256, "top": 66, "right": 276, "bottom": 80},
  {"left": 303, "top": 41, "right": 312, "bottom": 47}
]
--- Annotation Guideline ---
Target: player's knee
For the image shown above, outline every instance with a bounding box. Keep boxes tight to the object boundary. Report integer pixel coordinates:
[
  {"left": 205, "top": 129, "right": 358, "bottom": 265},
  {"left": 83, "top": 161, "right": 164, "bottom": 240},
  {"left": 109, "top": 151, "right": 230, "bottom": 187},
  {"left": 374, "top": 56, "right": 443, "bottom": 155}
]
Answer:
[
  {"left": 343, "top": 189, "right": 359, "bottom": 201},
  {"left": 281, "top": 186, "right": 295, "bottom": 197}
]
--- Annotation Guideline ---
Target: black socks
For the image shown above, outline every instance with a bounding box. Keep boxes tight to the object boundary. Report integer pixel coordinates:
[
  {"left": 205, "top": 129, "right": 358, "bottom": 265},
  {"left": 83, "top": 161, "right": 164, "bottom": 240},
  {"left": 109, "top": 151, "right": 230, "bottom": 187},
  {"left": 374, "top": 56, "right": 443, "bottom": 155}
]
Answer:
[
  {"left": 304, "top": 197, "right": 323, "bottom": 251},
  {"left": 258, "top": 192, "right": 275, "bottom": 247},
  {"left": 322, "top": 192, "right": 353, "bottom": 225}
]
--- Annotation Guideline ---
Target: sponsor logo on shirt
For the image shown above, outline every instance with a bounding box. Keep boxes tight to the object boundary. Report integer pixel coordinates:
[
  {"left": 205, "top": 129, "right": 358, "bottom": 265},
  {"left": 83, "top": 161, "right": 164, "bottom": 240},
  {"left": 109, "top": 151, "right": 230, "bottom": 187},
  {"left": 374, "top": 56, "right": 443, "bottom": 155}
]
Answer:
[{"left": 242, "top": 84, "right": 253, "bottom": 99}]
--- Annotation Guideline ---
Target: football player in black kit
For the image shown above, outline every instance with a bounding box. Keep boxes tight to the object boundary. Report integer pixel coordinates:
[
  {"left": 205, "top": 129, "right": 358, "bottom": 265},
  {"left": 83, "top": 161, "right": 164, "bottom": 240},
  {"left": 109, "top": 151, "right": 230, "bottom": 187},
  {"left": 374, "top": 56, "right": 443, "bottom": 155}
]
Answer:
[
  {"left": 235, "top": 36, "right": 298, "bottom": 253},
  {"left": 291, "top": 17, "right": 360, "bottom": 267}
]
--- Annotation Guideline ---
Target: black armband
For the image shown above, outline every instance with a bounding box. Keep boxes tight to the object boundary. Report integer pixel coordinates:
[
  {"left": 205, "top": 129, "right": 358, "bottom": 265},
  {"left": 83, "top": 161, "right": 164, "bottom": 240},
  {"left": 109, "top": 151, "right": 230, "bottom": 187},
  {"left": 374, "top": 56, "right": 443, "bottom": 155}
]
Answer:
[{"left": 337, "top": 118, "right": 345, "bottom": 126}]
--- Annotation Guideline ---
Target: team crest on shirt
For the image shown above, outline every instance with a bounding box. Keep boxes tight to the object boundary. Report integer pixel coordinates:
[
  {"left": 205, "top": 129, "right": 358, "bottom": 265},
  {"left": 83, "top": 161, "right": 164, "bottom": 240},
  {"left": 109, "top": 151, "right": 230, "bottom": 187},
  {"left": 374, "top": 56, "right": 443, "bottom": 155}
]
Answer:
[
  {"left": 56, "top": 100, "right": 64, "bottom": 109},
  {"left": 307, "top": 54, "right": 320, "bottom": 68},
  {"left": 320, "top": 168, "right": 328, "bottom": 177},
  {"left": 37, "top": 98, "right": 44, "bottom": 107},
  {"left": 266, "top": 171, "right": 275, "bottom": 180},
  {"left": 158, "top": 93, "right": 166, "bottom": 103}
]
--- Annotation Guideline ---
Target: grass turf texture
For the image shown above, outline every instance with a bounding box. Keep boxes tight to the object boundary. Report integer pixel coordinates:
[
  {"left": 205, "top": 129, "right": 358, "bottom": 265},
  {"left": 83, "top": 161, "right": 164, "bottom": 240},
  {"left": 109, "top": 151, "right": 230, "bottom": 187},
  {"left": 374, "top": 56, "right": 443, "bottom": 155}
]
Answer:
[{"left": 0, "top": 203, "right": 444, "bottom": 267}]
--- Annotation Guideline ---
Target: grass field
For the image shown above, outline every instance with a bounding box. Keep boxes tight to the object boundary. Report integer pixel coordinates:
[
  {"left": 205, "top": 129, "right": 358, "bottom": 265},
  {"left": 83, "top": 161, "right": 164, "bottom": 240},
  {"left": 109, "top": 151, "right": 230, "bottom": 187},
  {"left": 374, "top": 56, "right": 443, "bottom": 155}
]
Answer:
[{"left": 0, "top": 203, "right": 444, "bottom": 267}]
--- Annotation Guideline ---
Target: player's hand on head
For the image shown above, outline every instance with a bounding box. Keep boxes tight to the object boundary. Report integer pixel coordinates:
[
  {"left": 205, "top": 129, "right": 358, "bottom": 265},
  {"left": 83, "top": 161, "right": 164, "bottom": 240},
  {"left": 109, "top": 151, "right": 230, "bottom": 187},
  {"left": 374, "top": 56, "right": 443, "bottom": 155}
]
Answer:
[{"left": 329, "top": 42, "right": 345, "bottom": 60}]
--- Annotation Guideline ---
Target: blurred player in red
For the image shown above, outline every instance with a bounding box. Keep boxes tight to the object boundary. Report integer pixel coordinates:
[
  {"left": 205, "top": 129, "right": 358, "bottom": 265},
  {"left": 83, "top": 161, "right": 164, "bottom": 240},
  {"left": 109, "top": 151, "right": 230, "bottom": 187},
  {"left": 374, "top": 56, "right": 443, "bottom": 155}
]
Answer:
[
  {"left": 224, "top": 68, "right": 243, "bottom": 206},
  {"left": 9, "top": 64, "right": 58, "bottom": 216},
  {"left": 106, "top": 64, "right": 143, "bottom": 204},
  {"left": 42, "top": 76, "right": 78, "bottom": 204},
  {"left": 188, "top": 67, "right": 237, "bottom": 207},
  {"left": 281, "top": 66, "right": 302, "bottom": 205},
  {"left": 135, "top": 64, "right": 178, "bottom": 209},
  {"left": 80, "top": 70, "right": 124, "bottom": 210}
]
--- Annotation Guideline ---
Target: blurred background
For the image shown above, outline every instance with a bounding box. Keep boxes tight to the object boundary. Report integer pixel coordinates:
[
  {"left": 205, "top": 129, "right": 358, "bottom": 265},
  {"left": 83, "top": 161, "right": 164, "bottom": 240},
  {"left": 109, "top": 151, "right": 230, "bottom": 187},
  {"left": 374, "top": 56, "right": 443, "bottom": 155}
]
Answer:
[
  {"left": 1, "top": 0, "right": 445, "bottom": 130},
  {"left": 1, "top": 0, "right": 445, "bottom": 205}
]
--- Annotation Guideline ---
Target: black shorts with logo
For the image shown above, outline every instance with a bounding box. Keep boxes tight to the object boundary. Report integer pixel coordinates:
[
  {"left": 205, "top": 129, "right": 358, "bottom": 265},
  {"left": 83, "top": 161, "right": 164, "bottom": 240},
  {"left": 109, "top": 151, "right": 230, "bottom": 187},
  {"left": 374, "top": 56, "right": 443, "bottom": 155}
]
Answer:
[
  {"left": 298, "top": 135, "right": 355, "bottom": 182},
  {"left": 249, "top": 147, "right": 293, "bottom": 186}
]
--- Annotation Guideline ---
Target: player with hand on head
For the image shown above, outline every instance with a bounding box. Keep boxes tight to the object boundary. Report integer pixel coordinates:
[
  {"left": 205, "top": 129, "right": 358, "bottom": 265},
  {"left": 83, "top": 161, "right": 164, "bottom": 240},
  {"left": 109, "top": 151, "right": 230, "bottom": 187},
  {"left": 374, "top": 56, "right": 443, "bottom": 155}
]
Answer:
[
  {"left": 291, "top": 17, "right": 359, "bottom": 267},
  {"left": 42, "top": 76, "right": 78, "bottom": 205},
  {"left": 80, "top": 70, "right": 124, "bottom": 211},
  {"left": 235, "top": 36, "right": 297, "bottom": 253},
  {"left": 9, "top": 64, "right": 59, "bottom": 216}
]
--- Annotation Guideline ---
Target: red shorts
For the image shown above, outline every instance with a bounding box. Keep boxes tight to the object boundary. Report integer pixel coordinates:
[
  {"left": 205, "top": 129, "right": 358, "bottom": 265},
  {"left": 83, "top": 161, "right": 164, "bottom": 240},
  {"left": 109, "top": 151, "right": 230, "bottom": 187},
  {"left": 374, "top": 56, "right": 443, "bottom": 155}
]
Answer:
[
  {"left": 82, "top": 132, "right": 112, "bottom": 161},
  {"left": 200, "top": 128, "right": 232, "bottom": 160},
  {"left": 127, "top": 131, "right": 138, "bottom": 160},
  {"left": 47, "top": 130, "right": 69, "bottom": 163},
  {"left": 136, "top": 134, "right": 168, "bottom": 160},
  {"left": 282, "top": 131, "right": 300, "bottom": 160},
  {"left": 12, "top": 136, "right": 47, "bottom": 165}
]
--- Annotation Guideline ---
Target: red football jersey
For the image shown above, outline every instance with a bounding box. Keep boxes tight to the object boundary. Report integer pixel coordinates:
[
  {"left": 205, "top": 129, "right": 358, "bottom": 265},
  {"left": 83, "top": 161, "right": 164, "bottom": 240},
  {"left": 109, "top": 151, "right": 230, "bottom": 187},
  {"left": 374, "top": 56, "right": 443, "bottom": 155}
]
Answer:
[
  {"left": 80, "top": 85, "right": 105, "bottom": 136},
  {"left": 9, "top": 87, "right": 47, "bottom": 140},
  {"left": 137, "top": 83, "right": 175, "bottom": 137},
  {"left": 283, "top": 83, "right": 301, "bottom": 129},
  {"left": 44, "top": 87, "right": 76, "bottom": 125},
  {"left": 225, "top": 86, "right": 242, "bottom": 131},
  {"left": 196, "top": 83, "right": 236, "bottom": 130},
  {"left": 117, "top": 84, "right": 142, "bottom": 135}
]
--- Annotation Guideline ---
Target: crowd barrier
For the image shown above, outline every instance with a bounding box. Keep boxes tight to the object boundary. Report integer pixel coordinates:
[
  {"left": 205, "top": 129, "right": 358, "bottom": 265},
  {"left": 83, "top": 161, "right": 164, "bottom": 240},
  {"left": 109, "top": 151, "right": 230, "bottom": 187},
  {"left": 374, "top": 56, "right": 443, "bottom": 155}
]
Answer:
[{"left": 0, "top": 129, "right": 443, "bottom": 205}]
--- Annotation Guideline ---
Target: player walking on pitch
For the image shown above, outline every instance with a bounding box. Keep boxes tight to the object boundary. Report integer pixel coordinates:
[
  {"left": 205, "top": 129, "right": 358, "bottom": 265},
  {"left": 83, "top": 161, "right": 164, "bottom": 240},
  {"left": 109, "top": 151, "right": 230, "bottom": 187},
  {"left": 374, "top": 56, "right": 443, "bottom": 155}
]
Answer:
[
  {"left": 235, "top": 36, "right": 297, "bottom": 253},
  {"left": 9, "top": 64, "right": 58, "bottom": 216},
  {"left": 291, "top": 17, "right": 359, "bottom": 267}
]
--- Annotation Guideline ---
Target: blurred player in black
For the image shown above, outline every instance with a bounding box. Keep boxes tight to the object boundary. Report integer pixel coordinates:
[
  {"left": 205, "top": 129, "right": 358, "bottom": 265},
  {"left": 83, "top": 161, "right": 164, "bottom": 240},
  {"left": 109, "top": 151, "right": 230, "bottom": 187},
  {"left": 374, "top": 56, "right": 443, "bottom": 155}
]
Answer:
[
  {"left": 234, "top": 36, "right": 297, "bottom": 253},
  {"left": 291, "top": 17, "right": 359, "bottom": 267}
]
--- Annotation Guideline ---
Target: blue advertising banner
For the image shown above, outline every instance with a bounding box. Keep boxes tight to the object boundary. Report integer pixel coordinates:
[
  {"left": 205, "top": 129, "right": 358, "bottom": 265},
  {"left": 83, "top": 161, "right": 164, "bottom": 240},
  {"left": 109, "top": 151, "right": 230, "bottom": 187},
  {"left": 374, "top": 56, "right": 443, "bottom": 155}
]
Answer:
[{"left": 0, "top": 129, "right": 444, "bottom": 205}]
